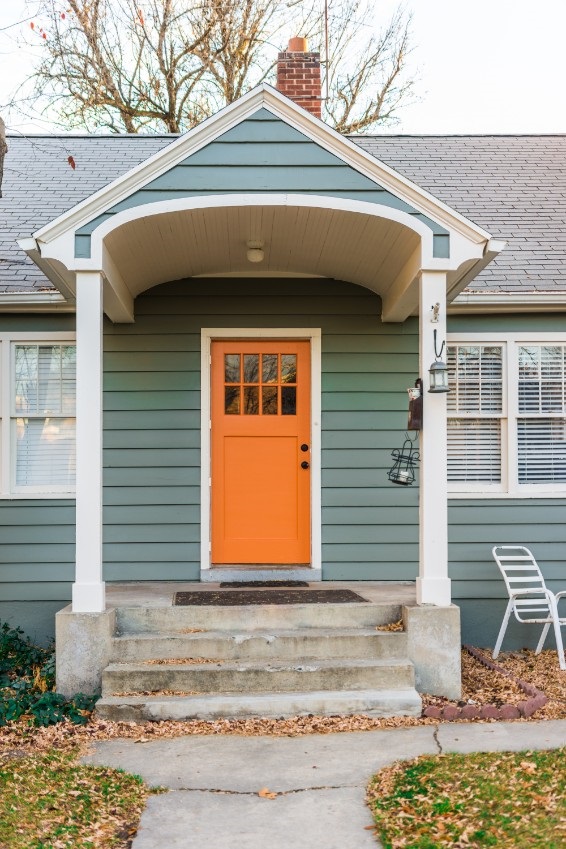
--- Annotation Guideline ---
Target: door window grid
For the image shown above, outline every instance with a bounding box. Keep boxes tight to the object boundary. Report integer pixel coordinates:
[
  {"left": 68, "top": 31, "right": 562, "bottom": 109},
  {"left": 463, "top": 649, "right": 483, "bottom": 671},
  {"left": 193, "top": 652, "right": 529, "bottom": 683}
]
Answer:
[{"left": 224, "top": 353, "right": 297, "bottom": 416}]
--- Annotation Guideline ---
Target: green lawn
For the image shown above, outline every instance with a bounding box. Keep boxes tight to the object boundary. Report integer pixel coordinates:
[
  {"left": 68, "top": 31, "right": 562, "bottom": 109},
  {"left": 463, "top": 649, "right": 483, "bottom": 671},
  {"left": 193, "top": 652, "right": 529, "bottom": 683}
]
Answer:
[
  {"left": 0, "top": 749, "right": 158, "bottom": 849},
  {"left": 367, "top": 749, "right": 566, "bottom": 848}
]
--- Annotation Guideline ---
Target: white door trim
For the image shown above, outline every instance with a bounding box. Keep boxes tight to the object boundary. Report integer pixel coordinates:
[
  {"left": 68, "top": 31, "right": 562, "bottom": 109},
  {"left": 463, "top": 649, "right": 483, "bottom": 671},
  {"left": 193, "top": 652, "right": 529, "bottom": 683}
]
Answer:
[{"left": 200, "top": 327, "right": 322, "bottom": 575}]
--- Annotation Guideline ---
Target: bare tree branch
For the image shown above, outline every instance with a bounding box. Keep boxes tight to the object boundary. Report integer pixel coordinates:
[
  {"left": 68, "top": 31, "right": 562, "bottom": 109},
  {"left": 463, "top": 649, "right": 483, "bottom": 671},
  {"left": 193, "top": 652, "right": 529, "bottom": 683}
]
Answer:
[{"left": 5, "top": 0, "right": 417, "bottom": 134}]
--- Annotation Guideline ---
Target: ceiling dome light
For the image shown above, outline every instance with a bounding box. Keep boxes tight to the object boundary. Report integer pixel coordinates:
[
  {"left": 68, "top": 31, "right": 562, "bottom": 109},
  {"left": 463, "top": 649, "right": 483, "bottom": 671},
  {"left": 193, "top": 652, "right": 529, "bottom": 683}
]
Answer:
[{"left": 246, "top": 240, "right": 264, "bottom": 263}]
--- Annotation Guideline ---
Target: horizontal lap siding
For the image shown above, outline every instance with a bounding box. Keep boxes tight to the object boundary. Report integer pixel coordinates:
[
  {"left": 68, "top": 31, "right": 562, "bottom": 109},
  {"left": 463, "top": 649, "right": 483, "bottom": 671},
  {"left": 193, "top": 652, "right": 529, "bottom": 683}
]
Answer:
[
  {"left": 0, "top": 317, "right": 76, "bottom": 613},
  {"left": 448, "top": 498, "right": 566, "bottom": 647},
  {"left": 103, "top": 278, "right": 419, "bottom": 581}
]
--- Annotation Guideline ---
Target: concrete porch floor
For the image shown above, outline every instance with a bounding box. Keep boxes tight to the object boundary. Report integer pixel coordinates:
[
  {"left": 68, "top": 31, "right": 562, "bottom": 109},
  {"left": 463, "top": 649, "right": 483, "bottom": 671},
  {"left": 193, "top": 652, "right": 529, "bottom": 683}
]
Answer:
[{"left": 103, "top": 581, "right": 418, "bottom": 608}]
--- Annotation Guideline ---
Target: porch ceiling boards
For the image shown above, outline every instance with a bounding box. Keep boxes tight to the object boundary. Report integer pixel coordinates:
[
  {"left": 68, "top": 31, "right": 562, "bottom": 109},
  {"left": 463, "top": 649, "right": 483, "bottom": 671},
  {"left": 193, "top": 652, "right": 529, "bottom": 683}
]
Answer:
[{"left": 103, "top": 204, "right": 419, "bottom": 298}]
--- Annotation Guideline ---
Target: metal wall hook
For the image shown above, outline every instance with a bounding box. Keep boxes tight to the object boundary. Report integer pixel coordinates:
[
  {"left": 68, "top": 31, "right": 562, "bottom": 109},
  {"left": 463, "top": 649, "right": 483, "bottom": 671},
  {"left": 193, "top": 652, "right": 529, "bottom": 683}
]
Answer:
[{"left": 433, "top": 328, "right": 445, "bottom": 360}]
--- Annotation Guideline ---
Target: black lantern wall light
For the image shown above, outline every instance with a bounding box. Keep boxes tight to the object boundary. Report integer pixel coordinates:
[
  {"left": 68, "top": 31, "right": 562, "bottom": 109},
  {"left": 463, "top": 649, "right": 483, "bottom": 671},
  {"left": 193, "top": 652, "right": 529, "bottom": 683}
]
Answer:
[{"left": 388, "top": 303, "right": 450, "bottom": 485}]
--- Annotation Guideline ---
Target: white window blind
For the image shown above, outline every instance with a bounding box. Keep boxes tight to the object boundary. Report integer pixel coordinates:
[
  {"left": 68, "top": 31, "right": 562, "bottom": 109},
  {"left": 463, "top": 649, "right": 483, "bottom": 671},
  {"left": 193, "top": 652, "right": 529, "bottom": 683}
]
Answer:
[
  {"left": 447, "top": 345, "right": 503, "bottom": 483},
  {"left": 13, "top": 344, "right": 76, "bottom": 490},
  {"left": 517, "top": 345, "right": 566, "bottom": 483}
]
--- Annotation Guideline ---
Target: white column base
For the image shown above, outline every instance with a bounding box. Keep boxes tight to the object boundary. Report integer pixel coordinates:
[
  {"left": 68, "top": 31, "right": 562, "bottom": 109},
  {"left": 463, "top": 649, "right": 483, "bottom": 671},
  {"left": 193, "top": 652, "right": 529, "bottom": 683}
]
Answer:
[
  {"left": 416, "top": 577, "right": 452, "bottom": 607},
  {"left": 72, "top": 582, "right": 106, "bottom": 614}
]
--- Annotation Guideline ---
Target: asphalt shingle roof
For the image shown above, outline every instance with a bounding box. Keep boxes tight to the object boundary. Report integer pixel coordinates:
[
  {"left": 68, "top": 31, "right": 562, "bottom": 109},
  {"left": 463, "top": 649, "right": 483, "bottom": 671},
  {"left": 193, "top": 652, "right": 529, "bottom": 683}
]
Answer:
[{"left": 1, "top": 131, "right": 565, "bottom": 296}]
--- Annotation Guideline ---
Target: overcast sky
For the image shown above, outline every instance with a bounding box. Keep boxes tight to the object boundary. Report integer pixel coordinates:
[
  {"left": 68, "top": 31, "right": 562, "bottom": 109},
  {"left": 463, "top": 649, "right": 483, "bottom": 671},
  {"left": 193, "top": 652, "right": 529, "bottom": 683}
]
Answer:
[{"left": 1, "top": 0, "right": 565, "bottom": 134}]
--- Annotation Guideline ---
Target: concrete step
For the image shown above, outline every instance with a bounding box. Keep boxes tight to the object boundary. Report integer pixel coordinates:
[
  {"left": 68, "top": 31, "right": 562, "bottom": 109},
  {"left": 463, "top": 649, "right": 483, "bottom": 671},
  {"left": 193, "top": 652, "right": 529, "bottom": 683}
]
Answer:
[
  {"left": 101, "top": 658, "right": 415, "bottom": 696},
  {"left": 95, "top": 688, "right": 422, "bottom": 722},
  {"left": 116, "top": 601, "right": 402, "bottom": 635},
  {"left": 109, "top": 628, "right": 408, "bottom": 663}
]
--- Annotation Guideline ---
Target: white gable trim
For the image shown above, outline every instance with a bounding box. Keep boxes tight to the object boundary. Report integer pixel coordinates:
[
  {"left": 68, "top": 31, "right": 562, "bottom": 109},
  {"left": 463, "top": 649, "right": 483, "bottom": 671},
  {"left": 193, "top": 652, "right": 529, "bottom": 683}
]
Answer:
[{"left": 32, "top": 85, "right": 491, "bottom": 250}]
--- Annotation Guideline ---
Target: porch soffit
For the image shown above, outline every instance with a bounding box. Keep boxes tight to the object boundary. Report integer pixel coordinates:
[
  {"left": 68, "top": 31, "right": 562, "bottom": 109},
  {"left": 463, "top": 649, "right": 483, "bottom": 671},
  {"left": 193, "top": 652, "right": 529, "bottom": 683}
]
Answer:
[{"left": 21, "top": 85, "right": 500, "bottom": 322}]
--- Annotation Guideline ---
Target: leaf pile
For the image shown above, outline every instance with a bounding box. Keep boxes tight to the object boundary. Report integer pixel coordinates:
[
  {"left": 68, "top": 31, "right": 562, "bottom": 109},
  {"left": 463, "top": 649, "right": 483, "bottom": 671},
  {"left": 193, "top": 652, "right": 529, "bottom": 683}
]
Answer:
[
  {"left": 367, "top": 748, "right": 566, "bottom": 848},
  {"left": 0, "top": 748, "right": 154, "bottom": 849}
]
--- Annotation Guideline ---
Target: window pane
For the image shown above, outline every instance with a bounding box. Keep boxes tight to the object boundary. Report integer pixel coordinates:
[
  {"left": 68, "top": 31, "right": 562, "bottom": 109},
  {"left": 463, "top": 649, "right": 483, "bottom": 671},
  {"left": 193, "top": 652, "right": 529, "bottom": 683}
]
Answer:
[
  {"left": 447, "top": 345, "right": 502, "bottom": 414},
  {"left": 281, "top": 385, "right": 296, "bottom": 415},
  {"left": 281, "top": 354, "right": 297, "bottom": 384},
  {"left": 225, "top": 386, "right": 240, "bottom": 414},
  {"left": 15, "top": 417, "right": 76, "bottom": 488},
  {"left": 262, "top": 354, "right": 278, "bottom": 383},
  {"left": 447, "top": 418, "right": 501, "bottom": 483},
  {"left": 38, "top": 346, "right": 62, "bottom": 415},
  {"left": 61, "top": 346, "right": 77, "bottom": 414},
  {"left": 262, "top": 386, "right": 278, "bottom": 415},
  {"left": 518, "top": 345, "right": 565, "bottom": 414},
  {"left": 15, "top": 346, "right": 38, "bottom": 414},
  {"left": 518, "top": 418, "right": 566, "bottom": 483},
  {"left": 243, "top": 386, "right": 259, "bottom": 414},
  {"left": 224, "top": 354, "right": 240, "bottom": 383},
  {"left": 243, "top": 354, "right": 259, "bottom": 383}
]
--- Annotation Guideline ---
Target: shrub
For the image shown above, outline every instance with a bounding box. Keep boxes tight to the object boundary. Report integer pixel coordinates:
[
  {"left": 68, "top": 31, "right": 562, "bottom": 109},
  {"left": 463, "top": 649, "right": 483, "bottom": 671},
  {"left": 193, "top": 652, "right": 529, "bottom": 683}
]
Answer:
[{"left": 0, "top": 622, "right": 97, "bottom": 727}]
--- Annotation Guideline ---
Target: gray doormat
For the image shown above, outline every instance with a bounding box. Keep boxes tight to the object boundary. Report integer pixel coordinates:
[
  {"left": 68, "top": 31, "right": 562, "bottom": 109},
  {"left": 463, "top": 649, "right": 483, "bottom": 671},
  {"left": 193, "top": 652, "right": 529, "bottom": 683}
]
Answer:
[
  {"left": 219, "top": 581, "right": 309, "bottom": 588},
  {"left": 174, "top": 589, "right": 367, "bottom": 606}
]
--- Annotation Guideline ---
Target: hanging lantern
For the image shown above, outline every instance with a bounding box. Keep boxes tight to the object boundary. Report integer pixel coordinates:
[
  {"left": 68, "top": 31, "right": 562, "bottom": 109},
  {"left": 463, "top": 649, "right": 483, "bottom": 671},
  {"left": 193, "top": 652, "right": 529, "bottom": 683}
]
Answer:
[
  {"left": 388, "top": 435, "right": 419, "bottom": 486},
  {"left": 428, "top": 329, "right": 450, "bottom": 394},
  {"left": 428, "top": 359, "right": 449, "bottom": 393}
]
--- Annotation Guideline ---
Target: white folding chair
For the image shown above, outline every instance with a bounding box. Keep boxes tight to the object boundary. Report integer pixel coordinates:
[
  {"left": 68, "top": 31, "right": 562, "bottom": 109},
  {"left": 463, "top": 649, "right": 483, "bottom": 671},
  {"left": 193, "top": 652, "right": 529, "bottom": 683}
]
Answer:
[{"left": 492, "top": 545, "right": 566, "bottom": 670}]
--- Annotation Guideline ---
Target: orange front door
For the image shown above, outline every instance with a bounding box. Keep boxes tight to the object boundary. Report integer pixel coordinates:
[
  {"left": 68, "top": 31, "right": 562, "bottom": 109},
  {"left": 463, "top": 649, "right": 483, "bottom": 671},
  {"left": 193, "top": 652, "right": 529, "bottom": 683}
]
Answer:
[{"left": 211, "top": 340, "right": 311, "bottom": 565}]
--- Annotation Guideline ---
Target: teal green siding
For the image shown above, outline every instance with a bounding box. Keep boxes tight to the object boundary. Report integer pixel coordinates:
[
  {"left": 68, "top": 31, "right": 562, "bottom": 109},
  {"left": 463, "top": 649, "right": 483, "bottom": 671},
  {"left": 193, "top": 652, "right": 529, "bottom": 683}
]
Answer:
[
  {"left": 102, "top": 277, "right": 420, "bottom": 582},
  {"left": 75, "top": 109, "right": 449, "bottom": 259},
  {"left": 0, "top": 316, "right": 76, "bottom": 615}
]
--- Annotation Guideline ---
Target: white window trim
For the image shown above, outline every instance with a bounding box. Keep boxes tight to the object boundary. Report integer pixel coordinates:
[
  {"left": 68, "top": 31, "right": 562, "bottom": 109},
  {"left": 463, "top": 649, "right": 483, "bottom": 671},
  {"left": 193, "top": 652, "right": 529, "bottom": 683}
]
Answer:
[
  {"left": 200, "top": 328, "right": 322, "bottom": 574},
  {"left": 447, "top": 332, "right": 566, "bottom": 499},
  {"left": 0, "top": 332, "right": 76, "bottom": 499}
]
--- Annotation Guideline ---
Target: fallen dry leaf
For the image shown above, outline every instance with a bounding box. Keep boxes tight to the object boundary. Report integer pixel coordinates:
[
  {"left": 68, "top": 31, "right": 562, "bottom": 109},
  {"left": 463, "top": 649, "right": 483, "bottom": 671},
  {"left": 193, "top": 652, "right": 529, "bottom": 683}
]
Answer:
[{"left": 258, "top": 787, "right": 278, "bottom": 799}]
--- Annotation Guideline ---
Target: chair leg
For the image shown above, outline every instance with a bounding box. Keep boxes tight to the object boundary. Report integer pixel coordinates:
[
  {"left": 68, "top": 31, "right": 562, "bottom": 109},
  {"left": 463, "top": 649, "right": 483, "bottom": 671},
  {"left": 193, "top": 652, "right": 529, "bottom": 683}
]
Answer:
[
  {"left": 552, "top": 618, "right": 566, "bottom": 671},
  {"left": 493, "top": 600, "right": 513, "bottom": 659},
  {"left": 536, "top": 623, "right": 551, "bottom": 654}
]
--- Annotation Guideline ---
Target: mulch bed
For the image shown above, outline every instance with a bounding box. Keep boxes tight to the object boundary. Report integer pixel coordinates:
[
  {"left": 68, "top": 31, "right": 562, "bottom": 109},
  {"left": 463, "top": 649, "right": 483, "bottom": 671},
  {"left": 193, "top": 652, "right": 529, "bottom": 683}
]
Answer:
[{"left": 174, "top": 589, "right": 368, "bottom": 605}]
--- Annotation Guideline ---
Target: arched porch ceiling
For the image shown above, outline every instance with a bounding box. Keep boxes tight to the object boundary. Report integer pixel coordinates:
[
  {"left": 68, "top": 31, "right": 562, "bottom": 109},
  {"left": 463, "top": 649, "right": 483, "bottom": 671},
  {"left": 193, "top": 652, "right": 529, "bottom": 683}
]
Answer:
[{"left": 103, "top": 203, "right": 421, "bottom": 300}]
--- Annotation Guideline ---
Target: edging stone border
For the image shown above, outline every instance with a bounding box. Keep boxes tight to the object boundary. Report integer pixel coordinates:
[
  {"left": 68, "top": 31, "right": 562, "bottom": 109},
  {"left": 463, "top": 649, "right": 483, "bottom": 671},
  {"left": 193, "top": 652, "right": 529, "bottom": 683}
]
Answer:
[{"left": 422, "top": 645, "right": 548, "bottom": 721}]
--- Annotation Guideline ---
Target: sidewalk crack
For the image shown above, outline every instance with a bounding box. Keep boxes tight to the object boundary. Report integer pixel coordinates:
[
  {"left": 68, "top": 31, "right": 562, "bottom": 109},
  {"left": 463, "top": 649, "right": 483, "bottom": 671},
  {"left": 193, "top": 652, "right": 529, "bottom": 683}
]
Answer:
[
  {"left": 433, "top": 725, "right": 443, "bottom": 754},
  {"left": 173, "top": 785, "right": 350, "bottom": 796}
]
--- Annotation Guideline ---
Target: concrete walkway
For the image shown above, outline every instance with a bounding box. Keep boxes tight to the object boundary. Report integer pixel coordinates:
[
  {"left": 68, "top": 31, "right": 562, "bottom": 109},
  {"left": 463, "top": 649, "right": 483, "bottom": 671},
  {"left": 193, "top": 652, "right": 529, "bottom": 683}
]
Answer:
[{"left": 83, "top": 720, "right": 566, "bottom": 849}]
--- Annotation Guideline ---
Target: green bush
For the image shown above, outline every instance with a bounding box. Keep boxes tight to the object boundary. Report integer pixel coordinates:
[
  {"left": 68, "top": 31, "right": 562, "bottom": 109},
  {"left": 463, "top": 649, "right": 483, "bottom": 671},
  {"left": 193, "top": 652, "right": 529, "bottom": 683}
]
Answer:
[{"left": 0, "top": 622, "right": 97, "bottom": 727}]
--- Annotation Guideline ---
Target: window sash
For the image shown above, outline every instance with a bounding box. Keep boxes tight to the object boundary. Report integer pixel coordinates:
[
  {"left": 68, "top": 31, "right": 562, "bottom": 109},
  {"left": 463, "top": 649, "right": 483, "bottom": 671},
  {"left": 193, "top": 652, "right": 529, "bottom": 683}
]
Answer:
[{"left": 10, "top": 342, "right": 76, "bottom": 494}]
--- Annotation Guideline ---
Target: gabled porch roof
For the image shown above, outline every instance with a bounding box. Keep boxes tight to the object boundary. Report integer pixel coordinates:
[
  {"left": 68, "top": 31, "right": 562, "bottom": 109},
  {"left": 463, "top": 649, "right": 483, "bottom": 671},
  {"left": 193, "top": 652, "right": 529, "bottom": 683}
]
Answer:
[{"left": 19, "top": 85, "right": 503, "bottom": 323}]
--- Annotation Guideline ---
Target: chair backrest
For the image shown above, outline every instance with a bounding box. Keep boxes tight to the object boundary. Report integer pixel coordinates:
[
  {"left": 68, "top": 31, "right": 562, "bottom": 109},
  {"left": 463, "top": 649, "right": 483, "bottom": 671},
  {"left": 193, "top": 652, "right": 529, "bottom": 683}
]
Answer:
[{"left": 492, "top": 545, "right": 551, "bottom": 622}]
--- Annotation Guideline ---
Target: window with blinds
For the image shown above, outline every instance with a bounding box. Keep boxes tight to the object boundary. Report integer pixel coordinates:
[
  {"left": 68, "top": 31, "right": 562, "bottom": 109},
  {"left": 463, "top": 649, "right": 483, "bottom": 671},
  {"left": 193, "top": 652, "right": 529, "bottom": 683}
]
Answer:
[
  {"left": 517, "top": 345, "right": 566, "bottom": 483},
  {"left": 447, "top": 345, "right": 503, "bottom": 484},
  {"left": 13, "top": 344, "right": 76, "bottom": 490}
]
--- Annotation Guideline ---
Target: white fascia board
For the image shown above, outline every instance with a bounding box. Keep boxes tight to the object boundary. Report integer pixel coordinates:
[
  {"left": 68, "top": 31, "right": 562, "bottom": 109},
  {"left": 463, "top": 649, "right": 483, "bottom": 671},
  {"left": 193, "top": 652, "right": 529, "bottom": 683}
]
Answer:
[
  {"left": 449, "top": 291, "right": 566, "bottom": 313},
  {"left": 0, "top": 292, "right": 74, "bottom": 312},
  {"left": 32, "top": 84, "right": 492, "bottom": 251},
  {"left": 17, "top": 237, "right": 76, "bottom": 301}
]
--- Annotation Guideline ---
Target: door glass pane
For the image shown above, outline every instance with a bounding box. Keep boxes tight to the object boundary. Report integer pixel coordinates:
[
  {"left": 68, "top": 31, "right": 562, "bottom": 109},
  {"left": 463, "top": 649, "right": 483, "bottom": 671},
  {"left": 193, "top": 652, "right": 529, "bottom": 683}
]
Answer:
[
  {"left": 225, "top": 354, "right": 240, "bottom": 384},
  {"left": 243, "top": 354, "right": 259, "bottom": 383},
  {"left": 281, "top": 385, "right": 296, "bottom": 415},
  {"left": 262, "top": 354, "right": 278, "bottom": 383},
  {"left": 243, "top": 386, "right": 259, "bottom": 414},
  {"left": 225, "top": 386, "right": 240, "bottom": 414},
  {"left": 281, "top": 354, "right": 297, "bottom": 384},
  {"left": 262, "top": 386, "right": 278, "bottom": 415}
]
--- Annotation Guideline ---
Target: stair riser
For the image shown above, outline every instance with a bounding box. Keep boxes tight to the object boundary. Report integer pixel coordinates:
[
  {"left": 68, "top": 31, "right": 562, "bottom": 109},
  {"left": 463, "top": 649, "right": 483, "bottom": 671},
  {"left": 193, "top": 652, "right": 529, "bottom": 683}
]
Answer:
[
  {"left": 95, "top": 689, "right": 422, "bottom": 721},
  {"left": 110, "top": 632, "right": 408, "bottom": 662},
  {"left": 102, "top": 663, "right": 415, "bottom": 695},
  {"left": 116, "top": 603, "right": 402, "bottom": 634}
]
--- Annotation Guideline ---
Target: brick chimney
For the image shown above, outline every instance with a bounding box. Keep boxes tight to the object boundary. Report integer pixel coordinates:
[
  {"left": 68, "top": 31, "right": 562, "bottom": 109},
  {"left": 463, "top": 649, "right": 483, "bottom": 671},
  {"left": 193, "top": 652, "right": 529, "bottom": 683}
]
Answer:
[{"left": 276, "top": 37, "right": 322, "bottom": 119}]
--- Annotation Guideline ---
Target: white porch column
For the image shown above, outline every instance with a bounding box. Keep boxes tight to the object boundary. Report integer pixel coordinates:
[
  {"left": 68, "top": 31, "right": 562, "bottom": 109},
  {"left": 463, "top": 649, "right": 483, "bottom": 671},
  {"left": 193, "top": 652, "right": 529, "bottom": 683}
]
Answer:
[
  {"left": 417, "top": 271, "right": 451, "bottom": 606},
  {"left": 72, "top": 271, "right": 105, "bottom": 612}
]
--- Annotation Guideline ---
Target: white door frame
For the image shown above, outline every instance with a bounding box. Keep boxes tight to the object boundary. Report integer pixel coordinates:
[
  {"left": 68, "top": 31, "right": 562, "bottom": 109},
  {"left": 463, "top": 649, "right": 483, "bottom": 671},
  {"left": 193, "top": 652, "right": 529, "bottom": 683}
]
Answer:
[{"left": 200, "top": 327, "right": 322, "bottom": 574}]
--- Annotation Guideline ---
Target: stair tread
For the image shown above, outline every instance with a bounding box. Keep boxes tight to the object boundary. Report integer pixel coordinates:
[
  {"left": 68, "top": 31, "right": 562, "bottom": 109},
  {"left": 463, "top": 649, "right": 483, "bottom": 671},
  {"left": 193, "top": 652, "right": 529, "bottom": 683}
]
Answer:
[
  {"left": 113, "top": 627, "right": 404, "bottom": 640},
  {"left": 104, "top": 657, "right": 412, "bottom": 672},
  {"left": 97, "top": 686, "right": 420, "bottom": 703}
]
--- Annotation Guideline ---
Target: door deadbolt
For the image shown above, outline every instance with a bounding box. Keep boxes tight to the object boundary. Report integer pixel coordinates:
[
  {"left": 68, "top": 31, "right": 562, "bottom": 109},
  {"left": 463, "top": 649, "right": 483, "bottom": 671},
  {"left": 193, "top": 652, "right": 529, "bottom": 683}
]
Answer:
[{"left": 300, "top": 443, "right": 309, "bottom": 452}]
